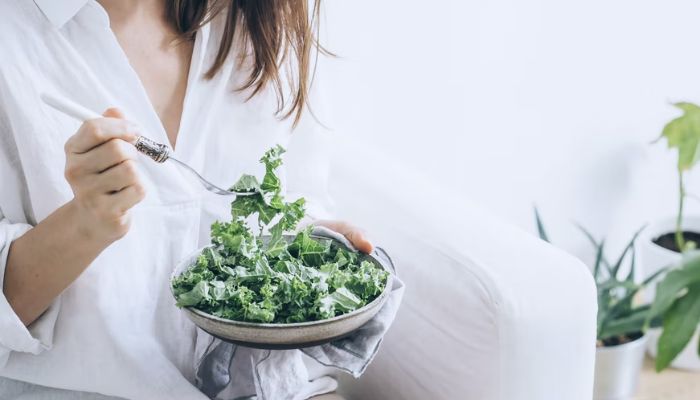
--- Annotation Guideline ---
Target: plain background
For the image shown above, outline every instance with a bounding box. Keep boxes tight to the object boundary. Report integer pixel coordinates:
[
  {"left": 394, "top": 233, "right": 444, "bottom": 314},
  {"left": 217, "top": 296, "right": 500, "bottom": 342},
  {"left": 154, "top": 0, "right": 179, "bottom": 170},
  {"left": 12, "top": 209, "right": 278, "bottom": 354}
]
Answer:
[{"left": 318, "top": 0, "right": 700, "bottom": 260}]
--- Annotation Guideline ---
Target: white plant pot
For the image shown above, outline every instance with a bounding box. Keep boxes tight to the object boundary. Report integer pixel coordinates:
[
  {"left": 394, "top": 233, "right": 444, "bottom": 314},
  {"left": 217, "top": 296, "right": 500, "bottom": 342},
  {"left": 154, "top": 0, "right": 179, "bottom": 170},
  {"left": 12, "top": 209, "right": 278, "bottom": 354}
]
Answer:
[
  {"left": 639, "top": 216, "right": 700, "bottom": 370},
  {"left": 593, "top": 334, "right": 648, "bottom": 400}
]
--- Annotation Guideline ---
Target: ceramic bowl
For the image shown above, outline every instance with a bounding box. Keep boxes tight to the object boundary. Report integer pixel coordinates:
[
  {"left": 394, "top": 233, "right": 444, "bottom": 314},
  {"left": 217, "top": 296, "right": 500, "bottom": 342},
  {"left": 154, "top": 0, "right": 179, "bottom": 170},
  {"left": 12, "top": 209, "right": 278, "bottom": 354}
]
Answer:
[{"left": 171, "top": 235, "right": 393, "bottom": 349}]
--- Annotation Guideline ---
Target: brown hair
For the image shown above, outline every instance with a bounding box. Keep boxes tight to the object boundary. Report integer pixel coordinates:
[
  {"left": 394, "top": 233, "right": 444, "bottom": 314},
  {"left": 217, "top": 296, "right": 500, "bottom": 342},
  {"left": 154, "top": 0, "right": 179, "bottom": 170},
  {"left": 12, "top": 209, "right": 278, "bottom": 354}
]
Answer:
[{"left": 166, "top": 0, "right": 326, "bottom": 126}]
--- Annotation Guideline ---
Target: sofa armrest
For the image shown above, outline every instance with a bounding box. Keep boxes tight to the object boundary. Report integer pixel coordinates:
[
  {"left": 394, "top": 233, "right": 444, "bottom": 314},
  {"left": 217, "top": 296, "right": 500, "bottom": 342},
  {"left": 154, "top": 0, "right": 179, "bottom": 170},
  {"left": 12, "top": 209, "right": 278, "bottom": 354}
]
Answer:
[{"left": 328, "top": 143, "right": 597, "bottom": 400}]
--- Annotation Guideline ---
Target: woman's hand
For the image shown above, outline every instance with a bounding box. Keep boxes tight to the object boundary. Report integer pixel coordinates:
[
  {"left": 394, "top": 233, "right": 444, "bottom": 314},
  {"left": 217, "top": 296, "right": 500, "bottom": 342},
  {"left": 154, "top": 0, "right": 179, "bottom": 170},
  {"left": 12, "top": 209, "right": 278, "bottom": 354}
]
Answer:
[
  {"left": 313, "top": 220, "right": 374, "bottom": 254},
  {"left": 63, "top": 108, "right": 145, "bottom": 243}
]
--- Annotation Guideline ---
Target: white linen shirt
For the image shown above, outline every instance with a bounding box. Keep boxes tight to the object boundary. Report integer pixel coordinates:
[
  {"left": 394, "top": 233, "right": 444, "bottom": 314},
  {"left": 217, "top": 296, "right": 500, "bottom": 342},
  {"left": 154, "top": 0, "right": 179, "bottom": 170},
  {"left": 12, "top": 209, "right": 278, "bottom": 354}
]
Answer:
[{"left": 0, "top": 1, "right": 336, "bottom": 399}]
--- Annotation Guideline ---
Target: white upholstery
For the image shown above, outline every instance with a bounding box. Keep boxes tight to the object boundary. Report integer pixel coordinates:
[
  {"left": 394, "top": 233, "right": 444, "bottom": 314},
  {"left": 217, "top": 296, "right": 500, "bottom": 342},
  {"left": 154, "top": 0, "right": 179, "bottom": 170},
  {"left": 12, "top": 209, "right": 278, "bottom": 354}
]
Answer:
[{"left": 326, "top": 139, "right": 598, "bottom": 400}]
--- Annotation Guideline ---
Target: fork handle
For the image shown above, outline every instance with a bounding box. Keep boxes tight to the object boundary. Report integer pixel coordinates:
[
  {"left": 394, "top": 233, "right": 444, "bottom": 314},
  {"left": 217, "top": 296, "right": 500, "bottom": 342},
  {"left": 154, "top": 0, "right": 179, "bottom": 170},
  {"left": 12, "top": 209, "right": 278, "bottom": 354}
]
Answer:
[
  {"left": 134, "top": 136, "right": 170, "bottom": 163},
  {"left": 41, "top": 92, "right": 100, "bottom": 121},
  {"left": 41, "top": 92, "right": 171, "bottom": 163}
]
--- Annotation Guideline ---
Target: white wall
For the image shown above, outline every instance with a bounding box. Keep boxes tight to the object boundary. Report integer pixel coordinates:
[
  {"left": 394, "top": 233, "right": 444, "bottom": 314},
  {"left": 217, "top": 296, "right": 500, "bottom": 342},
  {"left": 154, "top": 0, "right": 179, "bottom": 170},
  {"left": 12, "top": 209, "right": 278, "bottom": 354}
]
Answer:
[{"left": 320, "top": 0, "right": 700, "bottom": 259}]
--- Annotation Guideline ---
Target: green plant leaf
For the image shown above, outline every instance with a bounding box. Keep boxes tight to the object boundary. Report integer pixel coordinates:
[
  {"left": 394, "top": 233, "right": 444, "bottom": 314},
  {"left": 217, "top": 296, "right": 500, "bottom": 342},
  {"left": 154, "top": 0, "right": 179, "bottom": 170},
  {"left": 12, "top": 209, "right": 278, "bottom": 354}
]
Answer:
[
  {"left": 576, "top": 223, "right": 600, "bottom": 249},
  {"left": 533, "top": 207, "right": 549, "bottom": 243},
  {"left": 625, "top": 244, "right": 637, "bottom": 283},
  {"left": 230, "top": 174, "right": 261, "bottom": 193},
  {"left": 593, "top": 239, "right": 606, "bottom": 281},
  {"left": 318, "top": 287, "right": 363, "bottom": 319},
  {"left": 599, "top": 306, "right": 650, "bottom": 341},
  {"left": 244, "top": 302, "right": 276, "bottom": 323},
  {"left": 610, "top": 225, "right": 645, "bottom": 278},
  {"left": 641, "top": 266, "right": 670, "bottom": 287},
  {"left": 660, "top": 102, "right": 700, "bottom": 171},
  {"left": 600, "top": 284, "right": 643, "bottom": 327},
  {"left": 265, "top": 223, "right": 287, "bottom": 258},
  {"left": 648, "top": 254, "right": 700, "bottom": 327},
  {"left": 289, "top": 227, "right": 332, "bottom": 266},
  {"left": 576, "top": 224, "right": 613, "bottom": 276},
  {"left": 176, "top": 281, "right": 210, "bottom": 307},
  {"left": 656, "top": 283, "right": 700, "bottom": 371},
  {"left": 597, "top": 279, "right": 638, "bottom": 292}
]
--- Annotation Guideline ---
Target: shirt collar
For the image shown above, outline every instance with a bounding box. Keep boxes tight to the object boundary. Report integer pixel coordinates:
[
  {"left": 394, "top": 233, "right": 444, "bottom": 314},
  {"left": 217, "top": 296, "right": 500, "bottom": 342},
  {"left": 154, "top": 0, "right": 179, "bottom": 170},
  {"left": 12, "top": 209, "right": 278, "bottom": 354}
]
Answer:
[{"left": 34, "top": 0, "right": 90, "bottom": 28}]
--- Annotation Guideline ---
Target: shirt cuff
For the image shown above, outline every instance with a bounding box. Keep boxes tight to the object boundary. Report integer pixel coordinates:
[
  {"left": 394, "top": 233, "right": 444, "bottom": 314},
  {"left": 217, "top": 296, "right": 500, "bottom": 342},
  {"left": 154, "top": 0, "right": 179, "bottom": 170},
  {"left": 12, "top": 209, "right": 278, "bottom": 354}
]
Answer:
[{"left": 0, "top": 220, "right": 59, "bottom": 364}]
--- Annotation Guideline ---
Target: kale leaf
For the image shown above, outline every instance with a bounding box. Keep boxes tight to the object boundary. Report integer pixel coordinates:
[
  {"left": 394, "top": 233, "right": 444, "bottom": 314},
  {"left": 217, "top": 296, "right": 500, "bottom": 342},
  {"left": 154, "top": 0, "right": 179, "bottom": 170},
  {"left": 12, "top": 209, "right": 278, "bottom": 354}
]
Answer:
[{"left": 171, "top": 146, "right": 388, "bottom": 323}]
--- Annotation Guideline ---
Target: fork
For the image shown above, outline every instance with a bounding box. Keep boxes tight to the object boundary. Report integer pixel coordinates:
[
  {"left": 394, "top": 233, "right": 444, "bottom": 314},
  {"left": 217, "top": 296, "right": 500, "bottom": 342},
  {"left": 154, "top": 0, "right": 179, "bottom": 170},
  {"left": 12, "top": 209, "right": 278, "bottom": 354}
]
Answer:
[{"left": 41, "top": 92, "right": 253, "bottom": 197}]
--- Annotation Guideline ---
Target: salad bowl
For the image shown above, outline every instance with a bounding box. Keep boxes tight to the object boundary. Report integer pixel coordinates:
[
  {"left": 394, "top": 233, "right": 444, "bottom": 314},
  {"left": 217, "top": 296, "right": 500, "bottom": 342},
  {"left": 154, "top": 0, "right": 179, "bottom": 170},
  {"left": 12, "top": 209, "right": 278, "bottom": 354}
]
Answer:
[{"left": 171, "top": 235, "right": 394, "bottom": 349}]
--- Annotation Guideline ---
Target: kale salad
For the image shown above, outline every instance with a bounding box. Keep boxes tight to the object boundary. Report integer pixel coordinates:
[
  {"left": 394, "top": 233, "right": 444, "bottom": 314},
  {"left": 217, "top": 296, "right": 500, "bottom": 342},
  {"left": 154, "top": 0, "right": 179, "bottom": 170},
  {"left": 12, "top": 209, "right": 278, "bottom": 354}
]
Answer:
[{"left": 171, "top": 146, "right": 389, "bottom": 324}]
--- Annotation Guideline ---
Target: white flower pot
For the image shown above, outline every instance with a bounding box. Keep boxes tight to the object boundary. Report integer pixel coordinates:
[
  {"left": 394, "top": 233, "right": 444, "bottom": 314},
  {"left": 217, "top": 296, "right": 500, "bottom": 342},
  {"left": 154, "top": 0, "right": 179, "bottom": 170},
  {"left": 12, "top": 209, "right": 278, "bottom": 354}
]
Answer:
[
  {"left": 593, "top": 334, "right": 648, "bottom": 400},
  {"left": 639, "top": 216, "right": 700, "bottom": 370}
]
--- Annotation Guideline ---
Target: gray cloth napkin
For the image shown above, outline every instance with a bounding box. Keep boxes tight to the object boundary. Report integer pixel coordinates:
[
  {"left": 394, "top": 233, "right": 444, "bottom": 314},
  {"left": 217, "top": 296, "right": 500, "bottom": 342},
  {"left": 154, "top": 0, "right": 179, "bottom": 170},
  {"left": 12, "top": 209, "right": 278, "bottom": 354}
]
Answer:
[{"left": 195, "top": 226, "right": 405, "bottom": 400}]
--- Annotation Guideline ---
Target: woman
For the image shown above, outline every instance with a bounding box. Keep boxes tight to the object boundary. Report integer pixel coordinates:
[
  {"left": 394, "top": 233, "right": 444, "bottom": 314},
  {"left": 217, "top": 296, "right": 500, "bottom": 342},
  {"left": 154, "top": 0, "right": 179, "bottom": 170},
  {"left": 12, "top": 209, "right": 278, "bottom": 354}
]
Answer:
[{"left": 0, "top": 0, "right": 376, "bottom": 399}]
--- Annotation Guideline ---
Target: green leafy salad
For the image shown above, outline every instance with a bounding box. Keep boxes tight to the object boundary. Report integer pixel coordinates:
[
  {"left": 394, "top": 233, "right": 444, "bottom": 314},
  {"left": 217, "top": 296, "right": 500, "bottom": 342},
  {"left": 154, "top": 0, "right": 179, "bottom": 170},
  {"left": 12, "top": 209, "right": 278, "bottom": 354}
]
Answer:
[{"left": 171, "top": 146, "right": 389, "bottom": 323}]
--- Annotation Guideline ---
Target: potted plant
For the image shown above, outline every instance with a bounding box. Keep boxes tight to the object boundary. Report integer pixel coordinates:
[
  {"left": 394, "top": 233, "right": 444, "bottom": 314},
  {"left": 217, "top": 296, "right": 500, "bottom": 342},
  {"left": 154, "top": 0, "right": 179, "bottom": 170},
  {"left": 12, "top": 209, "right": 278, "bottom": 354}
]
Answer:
[
  {"left": 535, "top": 210, "right": 664, "bottom": 399},
  {"left": 645, "top": 251, "right": 700, "bottom": 372},
  {"left": 640, "top": 102, "right": 700, "bottom": 370}
]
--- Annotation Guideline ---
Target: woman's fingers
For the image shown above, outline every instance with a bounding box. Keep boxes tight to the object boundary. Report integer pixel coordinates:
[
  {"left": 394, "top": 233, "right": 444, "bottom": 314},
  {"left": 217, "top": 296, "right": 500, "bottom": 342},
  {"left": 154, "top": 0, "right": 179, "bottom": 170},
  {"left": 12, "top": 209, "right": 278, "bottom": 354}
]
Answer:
[
  {"left": 102, "top": 107, "right": 126, "bottom": 119},
  {"left": 345, "top": 229, "right": 374, "bottom": 254},
  {"left": 77, "top": 138, "right": 139, "bottom": 174},
  {"left": 109, "top": 183, "right": 146, "bottom": 214},
  {"left": 64, "top": 109, "right": 138, "bottom": 154},
  {"left": 93, "top": 159, "right": 141, "bottom": 194},
  {"left": 314, "top": 220, "right": 374, "bottom": 254}
]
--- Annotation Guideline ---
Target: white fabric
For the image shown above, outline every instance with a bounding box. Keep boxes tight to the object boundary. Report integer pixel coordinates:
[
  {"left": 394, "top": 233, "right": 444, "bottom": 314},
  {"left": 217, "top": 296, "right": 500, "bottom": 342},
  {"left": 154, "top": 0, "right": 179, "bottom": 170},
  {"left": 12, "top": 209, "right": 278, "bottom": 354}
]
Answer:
[
  {"left": 0, "top": 1, "right": 334, "bottom": 399},
  {"left": 327, "top": 139, "right": 598, "bottom": 400}
]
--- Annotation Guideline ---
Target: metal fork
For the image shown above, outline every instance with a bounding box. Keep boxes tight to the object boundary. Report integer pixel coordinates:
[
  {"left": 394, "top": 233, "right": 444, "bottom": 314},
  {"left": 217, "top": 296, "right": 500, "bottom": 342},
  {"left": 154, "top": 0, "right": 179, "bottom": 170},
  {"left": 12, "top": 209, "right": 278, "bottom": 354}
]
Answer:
[{"left": 41, "top": 92, "right": 253, "bottom": 197}]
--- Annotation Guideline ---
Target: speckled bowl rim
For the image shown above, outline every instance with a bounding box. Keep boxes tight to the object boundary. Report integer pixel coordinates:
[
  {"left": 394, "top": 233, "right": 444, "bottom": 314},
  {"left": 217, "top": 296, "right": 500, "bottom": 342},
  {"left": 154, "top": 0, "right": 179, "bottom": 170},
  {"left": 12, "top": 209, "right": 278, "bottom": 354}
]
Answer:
[{"left": 171, "top": 235, "right": 394, "bottom": 329}]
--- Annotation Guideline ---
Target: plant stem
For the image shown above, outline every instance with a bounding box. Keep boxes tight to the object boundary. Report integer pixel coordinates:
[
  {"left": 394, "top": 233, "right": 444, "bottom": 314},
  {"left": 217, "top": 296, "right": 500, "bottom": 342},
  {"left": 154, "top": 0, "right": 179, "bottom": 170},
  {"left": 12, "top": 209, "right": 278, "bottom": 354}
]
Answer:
[{"left": 676, "top": 170, "right": 686, "bottom": 252}]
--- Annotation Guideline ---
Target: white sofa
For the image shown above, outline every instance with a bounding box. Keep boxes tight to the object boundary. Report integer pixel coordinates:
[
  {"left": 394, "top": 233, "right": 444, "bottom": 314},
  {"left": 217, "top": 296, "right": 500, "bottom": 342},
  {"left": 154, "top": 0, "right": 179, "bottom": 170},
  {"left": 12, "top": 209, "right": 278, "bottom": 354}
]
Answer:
[{"left": 325, "top": 140, "right": 598, "bottom": 400}]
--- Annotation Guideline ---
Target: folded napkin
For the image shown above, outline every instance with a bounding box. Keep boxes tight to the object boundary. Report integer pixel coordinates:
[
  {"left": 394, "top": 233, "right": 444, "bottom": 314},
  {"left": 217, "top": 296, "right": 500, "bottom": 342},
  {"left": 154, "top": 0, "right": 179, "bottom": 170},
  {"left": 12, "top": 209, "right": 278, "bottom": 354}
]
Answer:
[{"left": 195, "top": 226, "right": 405, "bottom": 400}]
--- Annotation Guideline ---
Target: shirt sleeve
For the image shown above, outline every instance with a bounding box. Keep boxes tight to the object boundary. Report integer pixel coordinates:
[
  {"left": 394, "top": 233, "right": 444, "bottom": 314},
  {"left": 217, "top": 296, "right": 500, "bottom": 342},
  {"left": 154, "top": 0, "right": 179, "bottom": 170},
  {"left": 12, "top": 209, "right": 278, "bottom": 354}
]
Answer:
[
  {"left": 0, "top": 210, "right": 61, "bottom": 367},
  {"left": 0, "top": 99, "right": 60, "bottom": 366},
  {"left": 283, "top": 71, "right": 335, "bottom": 222},
  {"left": 0, "top": 68, "right": 60, "bottom": 368}
]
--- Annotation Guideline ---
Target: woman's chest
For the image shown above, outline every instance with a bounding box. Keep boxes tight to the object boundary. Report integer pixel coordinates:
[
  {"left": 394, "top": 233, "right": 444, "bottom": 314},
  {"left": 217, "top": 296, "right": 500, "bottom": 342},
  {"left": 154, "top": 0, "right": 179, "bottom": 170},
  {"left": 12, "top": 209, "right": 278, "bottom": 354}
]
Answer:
[{"left": 110, "top": 19, "right": 194, "bottom": 147}]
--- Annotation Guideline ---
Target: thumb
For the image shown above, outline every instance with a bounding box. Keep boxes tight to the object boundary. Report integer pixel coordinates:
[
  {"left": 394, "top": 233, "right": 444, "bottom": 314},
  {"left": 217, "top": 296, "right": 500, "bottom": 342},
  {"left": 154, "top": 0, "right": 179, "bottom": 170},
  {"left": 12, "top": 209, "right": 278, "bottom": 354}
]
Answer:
[
  {"left": 102, "top": 107, "right": 126, "bottom": 119},
  {"left": 102, "top": 107, "right": 138, "bottom": 144}
]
